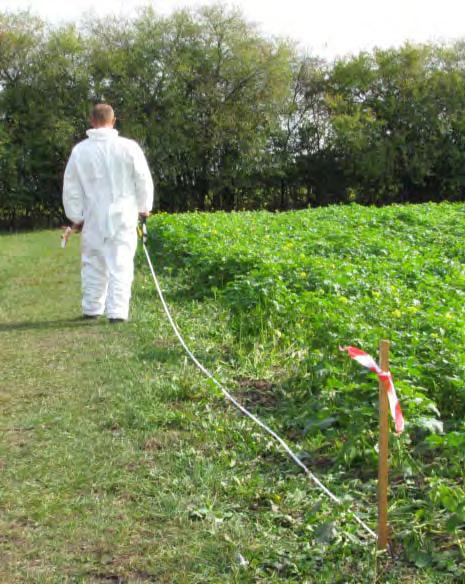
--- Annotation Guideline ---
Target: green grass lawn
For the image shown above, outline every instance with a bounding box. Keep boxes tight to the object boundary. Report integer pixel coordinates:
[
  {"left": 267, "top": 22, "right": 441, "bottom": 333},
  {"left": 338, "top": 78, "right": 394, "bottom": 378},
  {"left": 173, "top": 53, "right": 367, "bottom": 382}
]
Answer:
[{"left": 0, "top": 220, "right": 460, "bottom": 583}]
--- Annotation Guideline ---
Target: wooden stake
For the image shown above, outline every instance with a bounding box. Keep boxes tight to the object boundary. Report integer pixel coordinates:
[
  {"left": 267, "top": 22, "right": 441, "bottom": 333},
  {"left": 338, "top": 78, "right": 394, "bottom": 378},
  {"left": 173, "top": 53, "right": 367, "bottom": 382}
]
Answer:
[{"left": 377, "top": 339, "right": 390, "bottom": 550}]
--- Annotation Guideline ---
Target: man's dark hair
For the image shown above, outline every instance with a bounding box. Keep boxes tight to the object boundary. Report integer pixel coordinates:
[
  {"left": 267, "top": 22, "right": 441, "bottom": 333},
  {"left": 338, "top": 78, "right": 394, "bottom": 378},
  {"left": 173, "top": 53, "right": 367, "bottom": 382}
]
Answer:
[{"left": 91, "top": 103, "right": 115, "bottom": 124}]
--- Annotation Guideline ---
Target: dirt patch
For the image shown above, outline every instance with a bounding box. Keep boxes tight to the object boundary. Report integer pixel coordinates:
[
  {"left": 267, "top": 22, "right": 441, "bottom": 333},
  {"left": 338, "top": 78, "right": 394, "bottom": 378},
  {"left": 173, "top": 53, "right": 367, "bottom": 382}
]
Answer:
[
  {"left": 87, "top": 574, "right": 125, "bottom": 583},
  {"left": 0, "top": 522, "right": 27, "bottom": 545},
  {"left": 235, "top": 377, "right": 278, "bottom": 408},
  {"left": 87, "top": 568, "right": 156, "bottom": 583},
  {"left": 143, "top": 430, "right": 184, "bottom": 451}
]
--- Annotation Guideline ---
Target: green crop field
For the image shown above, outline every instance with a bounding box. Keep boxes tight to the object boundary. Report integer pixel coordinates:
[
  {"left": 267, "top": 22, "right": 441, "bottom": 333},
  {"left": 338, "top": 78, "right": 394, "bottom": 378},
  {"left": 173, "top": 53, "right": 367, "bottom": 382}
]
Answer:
[
  {"left": 149, "top": 203, "right": 465, "bottom": 577},
  {"left": 1, "top": 203, "right": 465, "bottom": 582}
]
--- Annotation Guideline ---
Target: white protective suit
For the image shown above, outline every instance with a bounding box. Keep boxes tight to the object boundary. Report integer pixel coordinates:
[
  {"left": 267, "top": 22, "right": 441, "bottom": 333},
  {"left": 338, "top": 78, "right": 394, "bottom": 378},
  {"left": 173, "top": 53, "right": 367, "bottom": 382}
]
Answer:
[{"left": 63, "top": 128, "right": 154, "bottom": 320}]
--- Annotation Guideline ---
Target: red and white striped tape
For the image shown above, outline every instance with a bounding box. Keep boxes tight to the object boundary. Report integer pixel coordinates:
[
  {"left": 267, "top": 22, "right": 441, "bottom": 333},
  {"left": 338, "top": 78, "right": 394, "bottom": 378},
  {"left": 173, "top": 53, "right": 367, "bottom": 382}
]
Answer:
[{"left": 340, "top": 346, "right": 404, "bottom": 434}]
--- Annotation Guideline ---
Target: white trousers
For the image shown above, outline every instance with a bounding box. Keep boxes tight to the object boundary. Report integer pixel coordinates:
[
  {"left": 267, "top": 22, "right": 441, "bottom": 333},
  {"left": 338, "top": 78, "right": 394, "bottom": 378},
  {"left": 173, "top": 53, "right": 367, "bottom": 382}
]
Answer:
[{"left": 81, "top": 232, "right": 138, "bottom": 320}]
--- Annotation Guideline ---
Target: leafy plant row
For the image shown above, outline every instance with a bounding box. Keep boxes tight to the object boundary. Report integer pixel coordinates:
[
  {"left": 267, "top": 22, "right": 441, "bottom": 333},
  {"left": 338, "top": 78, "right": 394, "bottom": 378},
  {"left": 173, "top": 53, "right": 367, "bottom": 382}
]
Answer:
[{"left": 148, "top": 204, "right": 465, "bottom": 573}]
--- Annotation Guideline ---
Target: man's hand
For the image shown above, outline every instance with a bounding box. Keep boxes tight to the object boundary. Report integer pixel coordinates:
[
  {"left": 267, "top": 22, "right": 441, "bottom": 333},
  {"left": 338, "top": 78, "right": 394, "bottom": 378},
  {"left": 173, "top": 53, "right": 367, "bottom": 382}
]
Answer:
[{"left": 61, "top": 222, "right": 83, "bottom": 248}]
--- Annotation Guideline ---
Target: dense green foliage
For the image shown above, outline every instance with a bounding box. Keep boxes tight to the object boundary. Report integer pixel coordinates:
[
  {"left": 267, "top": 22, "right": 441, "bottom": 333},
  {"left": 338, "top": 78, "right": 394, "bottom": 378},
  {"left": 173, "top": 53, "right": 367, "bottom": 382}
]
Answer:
[
  {"left": 2, "top": 8, "right": 465, "bottom": 226},
  {"left": 149, "top": 203, "right": 465, "bottom": 574}
]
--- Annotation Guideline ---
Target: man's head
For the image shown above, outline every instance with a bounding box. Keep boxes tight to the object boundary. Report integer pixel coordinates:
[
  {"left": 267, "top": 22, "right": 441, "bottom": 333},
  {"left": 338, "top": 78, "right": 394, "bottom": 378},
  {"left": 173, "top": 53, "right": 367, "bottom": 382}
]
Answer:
[{"left": 91, "top": 103, "right": 115, "bottom": 128}]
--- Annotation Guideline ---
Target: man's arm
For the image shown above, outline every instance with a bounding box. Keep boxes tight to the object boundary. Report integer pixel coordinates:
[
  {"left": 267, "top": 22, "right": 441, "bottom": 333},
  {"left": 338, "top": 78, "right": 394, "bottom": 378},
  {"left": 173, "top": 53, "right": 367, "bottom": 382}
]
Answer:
[
  {"left": 63, "top": 150, "right": 85, "bottom": 225},
  {"left": 132, "top": 143, "right": 154, "bottom": 214}
]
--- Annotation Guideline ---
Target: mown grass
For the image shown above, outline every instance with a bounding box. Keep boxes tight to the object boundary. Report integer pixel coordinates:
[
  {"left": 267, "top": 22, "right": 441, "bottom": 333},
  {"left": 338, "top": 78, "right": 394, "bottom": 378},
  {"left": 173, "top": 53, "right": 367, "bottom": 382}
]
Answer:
[{"left": 0, "top": 215, "right": 461, "bottom": 582}]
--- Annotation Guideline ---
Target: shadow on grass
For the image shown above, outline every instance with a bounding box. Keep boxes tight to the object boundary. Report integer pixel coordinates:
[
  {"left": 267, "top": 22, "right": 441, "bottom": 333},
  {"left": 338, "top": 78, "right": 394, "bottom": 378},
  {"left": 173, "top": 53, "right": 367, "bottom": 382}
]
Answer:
[
  {"left": 138, "top": 343, "right": 185, "bottom": 366},
  {"left": 0, "top": 317, "right": 103, "bottom": 333}
]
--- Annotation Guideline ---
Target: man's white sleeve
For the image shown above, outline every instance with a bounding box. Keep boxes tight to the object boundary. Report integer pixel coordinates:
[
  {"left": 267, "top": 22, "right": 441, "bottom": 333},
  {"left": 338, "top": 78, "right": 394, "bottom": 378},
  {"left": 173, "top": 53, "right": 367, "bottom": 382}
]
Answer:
[
  {"left": 63, "top": 150, "right": 85, "bottom": 224},
  {"left": 132, "top": 144, "right": 154, "bottom": 213}
]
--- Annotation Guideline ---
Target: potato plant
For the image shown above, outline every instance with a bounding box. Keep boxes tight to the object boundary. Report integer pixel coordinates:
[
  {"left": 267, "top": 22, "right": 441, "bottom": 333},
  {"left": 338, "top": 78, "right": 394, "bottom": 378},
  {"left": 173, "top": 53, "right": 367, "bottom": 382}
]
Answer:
[{"left": 148, "top": 203, "right": 465, "bottom": 572}]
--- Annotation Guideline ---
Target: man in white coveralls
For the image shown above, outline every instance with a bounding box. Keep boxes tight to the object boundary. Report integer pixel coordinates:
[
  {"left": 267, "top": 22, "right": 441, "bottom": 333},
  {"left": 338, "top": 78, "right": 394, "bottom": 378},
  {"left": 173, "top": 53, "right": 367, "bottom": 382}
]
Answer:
[{"left": 63, "top": 103, "right": 154, "bottom": 322}]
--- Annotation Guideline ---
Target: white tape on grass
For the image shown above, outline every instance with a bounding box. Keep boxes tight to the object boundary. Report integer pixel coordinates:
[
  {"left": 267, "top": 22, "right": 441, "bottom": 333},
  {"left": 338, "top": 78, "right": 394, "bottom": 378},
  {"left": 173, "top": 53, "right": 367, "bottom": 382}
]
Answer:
[{"left": 142, "top": 242, "right": 377, "bottom": 541}]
